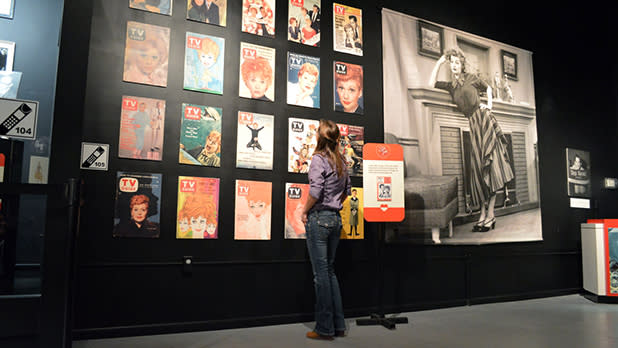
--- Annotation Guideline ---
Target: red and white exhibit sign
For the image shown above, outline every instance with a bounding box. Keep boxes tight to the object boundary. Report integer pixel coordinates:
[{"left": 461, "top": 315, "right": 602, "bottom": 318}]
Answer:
[{"left": 362, "top": 143, "right": 404, "bottom": 222}]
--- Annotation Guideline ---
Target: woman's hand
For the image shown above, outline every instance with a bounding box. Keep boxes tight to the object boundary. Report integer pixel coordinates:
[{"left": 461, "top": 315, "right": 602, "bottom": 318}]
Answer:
[
  {"left": 429, "top": 55, "right": 447, "bottom": 87},
  {"left": 301, "top": 212, "right": 308, "bottom": 224},
  {"left": 485, "top": 86, "right": 493, "bottom": 109}
]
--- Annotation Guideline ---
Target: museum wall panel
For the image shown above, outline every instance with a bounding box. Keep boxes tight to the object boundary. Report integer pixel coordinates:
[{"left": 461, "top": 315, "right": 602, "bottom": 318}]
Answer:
[{"left": 62, "top": 0, "right": 618, "bottom": 337}]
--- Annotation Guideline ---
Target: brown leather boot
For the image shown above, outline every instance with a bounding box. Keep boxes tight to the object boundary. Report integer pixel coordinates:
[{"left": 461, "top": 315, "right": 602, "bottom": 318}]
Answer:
[{"left": 306, "top": 331, "right": 334, "bottom": 340}]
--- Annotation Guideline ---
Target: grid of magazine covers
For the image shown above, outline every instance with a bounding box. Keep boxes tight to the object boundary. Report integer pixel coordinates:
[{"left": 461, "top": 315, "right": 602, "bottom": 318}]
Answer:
[{"left": 110, "top": 1, "right": 367, "bottom": 241}]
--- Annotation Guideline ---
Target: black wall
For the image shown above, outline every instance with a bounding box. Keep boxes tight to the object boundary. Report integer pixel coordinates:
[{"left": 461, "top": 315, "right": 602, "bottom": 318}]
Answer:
[{"left": 61, "top": 0, "right": 617, "bottom": 338}]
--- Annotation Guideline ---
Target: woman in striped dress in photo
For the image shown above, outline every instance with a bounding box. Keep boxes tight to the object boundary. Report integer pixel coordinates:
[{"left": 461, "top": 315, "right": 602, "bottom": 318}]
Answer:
[{"left": 429, "top": 48, "right": 514, "bottom": 232}]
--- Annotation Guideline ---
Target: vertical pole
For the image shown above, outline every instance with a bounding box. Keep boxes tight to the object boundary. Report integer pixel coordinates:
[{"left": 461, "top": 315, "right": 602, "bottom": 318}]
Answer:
[
  {"left": 376, "top": 222, "right": 385, "bottom": 315},
  {"left": 63, "top": 178, "right": 80, "bottom": 347},
  {"left": 356, "top": 222, "right": 408, "bottom": 328}
]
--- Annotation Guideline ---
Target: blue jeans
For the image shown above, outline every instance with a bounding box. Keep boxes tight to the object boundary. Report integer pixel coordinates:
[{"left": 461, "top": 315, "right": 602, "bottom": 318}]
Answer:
[{"left": 305, "top": 210, "right": 345, "bottom": 336}]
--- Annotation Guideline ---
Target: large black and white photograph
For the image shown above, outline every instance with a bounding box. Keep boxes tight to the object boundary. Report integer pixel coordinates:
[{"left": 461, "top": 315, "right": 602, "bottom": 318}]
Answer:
[
  {"left": 0, "top": 40, "right": 15, "bottom": 72},
  {"left": 382, "top": 9, "right": 541, "bottom": 244},
  {"left": 565, "top": 148, "right": 590, "bottom": 198}
]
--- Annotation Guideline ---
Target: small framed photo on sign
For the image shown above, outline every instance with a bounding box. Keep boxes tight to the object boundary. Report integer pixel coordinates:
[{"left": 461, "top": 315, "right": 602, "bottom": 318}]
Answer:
[
  {"left": 417, "top": 20, "right": 443, "bottom": 59},
  {"left": 501, "top": 49, "right": 518, "bottom": 80},
  {"left": 0, "top": 0, "right": 15, "bottom": 19},
  {"left": 566, "top": 147, "right": 591, "bottom": 198},
  {"left": 0, "top": 40, "right": 16, "bottom": 72}
]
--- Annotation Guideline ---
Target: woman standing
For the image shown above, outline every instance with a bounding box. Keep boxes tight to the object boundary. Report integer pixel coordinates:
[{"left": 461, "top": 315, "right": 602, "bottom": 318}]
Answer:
[
  {"left": 429, "top": 49, "right": 514, "bottom": 232},
  {"left": 302, "top": 119, "right": 350, "bottom": 340}
]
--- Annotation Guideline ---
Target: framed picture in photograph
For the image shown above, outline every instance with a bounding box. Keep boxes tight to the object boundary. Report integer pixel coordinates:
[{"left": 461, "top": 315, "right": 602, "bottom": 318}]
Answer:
[
  {"left": 0, "top": 0, "right": 14, "bottom": 19},
  {"left": 566, "top": 148, "right": 591, "bottom": 198},
  {"left": 0, "top": 40, "right": 16, "bottom": 72},
  {"left": 417, "top": 21, "right": 443, "bottom": 59},
  {"left": 501, "top": 49, "right": 518, "bottom": 80}
]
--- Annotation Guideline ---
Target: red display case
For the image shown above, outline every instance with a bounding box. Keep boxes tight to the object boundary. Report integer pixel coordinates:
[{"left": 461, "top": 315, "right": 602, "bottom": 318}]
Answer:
[{"left": 584, "top": 219, "right": 618, "bottom": 298}]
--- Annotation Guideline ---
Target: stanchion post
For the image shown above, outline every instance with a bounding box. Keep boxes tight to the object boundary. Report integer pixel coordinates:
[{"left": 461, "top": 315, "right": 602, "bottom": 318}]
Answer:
[
  {"left": 355, "top": 222, "right": 408, "bottom": 329},
  {"left": 356, "top": 143, "right": 408, "bottom": 330}
]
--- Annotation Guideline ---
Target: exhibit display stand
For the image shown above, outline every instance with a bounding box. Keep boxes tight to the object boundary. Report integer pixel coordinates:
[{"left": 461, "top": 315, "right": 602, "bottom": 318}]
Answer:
[
  {"left": 356, "top": 144, "right": 408, "bottom": 329},
  {"left": 0, "top": 138, "right": 23, "bottom": 293},
  {"left": 581, "top": 219, "right": 618, "bottom": 303}
]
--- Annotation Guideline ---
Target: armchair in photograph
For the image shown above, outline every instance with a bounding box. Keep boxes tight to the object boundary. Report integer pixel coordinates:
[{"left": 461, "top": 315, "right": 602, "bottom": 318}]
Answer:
[{"left": 385, "top": 132, "right": 458, "bottom": 244}]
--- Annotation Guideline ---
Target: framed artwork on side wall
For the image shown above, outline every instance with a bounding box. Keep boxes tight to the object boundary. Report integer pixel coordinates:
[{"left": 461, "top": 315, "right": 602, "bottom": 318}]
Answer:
[
  {"left": 0, "top": 40, "right": 15, "bottom": 72},
  {"left": 0, "top": 0, "right": 14, "bottom": 19}
]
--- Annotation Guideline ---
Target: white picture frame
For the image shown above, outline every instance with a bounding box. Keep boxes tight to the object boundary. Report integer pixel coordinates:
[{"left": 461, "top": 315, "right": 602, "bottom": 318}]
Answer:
[
  {"left": 0, "top": 0, "right": 15, "bottom": 19},
  {"left": 0, "top": 40, "right": 16, "bottom": 72}
]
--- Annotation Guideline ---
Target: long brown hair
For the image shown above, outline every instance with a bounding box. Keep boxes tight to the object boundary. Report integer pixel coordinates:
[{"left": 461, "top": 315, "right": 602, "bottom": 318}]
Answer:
[{"left": 313, "top": 119, "right": 345, "bottom": 178}]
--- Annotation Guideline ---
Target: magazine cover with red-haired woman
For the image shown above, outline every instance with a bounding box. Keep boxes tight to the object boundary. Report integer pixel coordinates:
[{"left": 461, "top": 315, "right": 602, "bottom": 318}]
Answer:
[
  {"left": 284, "top": 183, "right": 309, "bottom": 239},
  {"left": 234, "top": 180, "right": 272, "bottom": 240},
  {"left": 287, "top": 52, "right": 320, "bottom": 108},
  {"left": 113, "top": 172, "right": 162, "bottom": 238},
  {"left": 334, "top": 61, "right": 363, "bottom": 115},
  {"left": 177, "top": 176, "right": 220, "bottom": 239},
  {"left": 122, "top": 21, "right": 170, "bottom": 87},
  {"left": 239, "top": 42, "right": 275, "bottom": 102}
]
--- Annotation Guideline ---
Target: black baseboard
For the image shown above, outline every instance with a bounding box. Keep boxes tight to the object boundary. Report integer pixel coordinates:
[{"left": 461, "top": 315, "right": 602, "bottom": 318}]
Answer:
[
  {"left": 72, "top": 288, "right": 580, "bottom": 341},
  {"left": 381, "top": 299, "right": 468, "bottom": 314},
  {"left": 0, "top": 335, "right": 39, "bottom": 348},
  {"left": 73, "top": 302, "right": 449, "bottom": 340},
  {"left": 0, "top": 295, "right": 41, "bottom": 338},
  {"left": 581, "top": 290, "right": 618, "bottom": 304},
  {"left": 469, "top": 288, "right": 581, "bottom": 305},
  {"left": 73, "top": 312, "right": 316, "bottom": 340}
]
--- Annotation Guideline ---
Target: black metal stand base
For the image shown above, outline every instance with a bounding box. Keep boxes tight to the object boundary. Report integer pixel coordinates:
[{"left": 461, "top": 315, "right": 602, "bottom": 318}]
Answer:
[
  {"left": 355, "top": 222, "right": 410, "bottom": 330},
  {"left": 582, "top": 291, "right": 618, "bottom": 304},
  {"left": 356, "top": 313, "right": 409, "bottom": 330}
]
